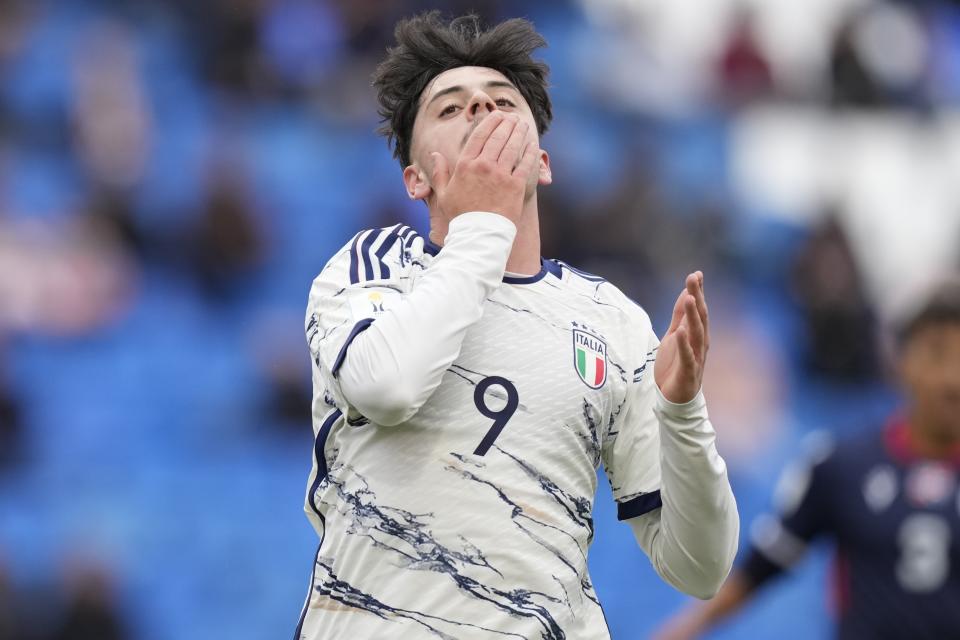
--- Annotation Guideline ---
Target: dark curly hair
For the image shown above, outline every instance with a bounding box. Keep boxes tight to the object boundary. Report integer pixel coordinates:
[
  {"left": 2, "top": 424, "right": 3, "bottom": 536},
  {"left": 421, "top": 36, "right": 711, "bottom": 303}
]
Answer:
[
  {"left": 898, "top": 275, "right": 960, "bottom": 346},
  {"left": 372, "top": 12, "right": 552, "bottom": 170}
]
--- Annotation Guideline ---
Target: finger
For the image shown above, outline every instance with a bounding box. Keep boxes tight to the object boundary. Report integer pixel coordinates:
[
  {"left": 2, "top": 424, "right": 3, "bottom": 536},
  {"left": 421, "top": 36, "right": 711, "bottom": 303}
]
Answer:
[
  {"left": 666, "top": 288, "right": 686, "bottom": 335},
  {"left": 676, "top": 325, "right": 698, "bottom": 372},
  {"left": 695, "top": 271, "right": 710, "bottom": 351},
  {"left": 498, "top": 120, "right": 529, "bottom": 169},
  {"left": 430, "top": 152, "right": 449, "bottom": 193},
  {"left": 512, "top": 138, "right": 539, "bottom": 178},
  {"left": 685, "top": 272, "right": 699, "bottom": 296},
  {"left": 686, "top": 271, "right": 709, "bottom": 349},
  {"left": 461, "top": 111, "right": 505, "bottom": 159},
  {"left": 479, "top": 115, "right": 519, "bottom": 162},
  {"left": 684, "top": 294, "right": 705, "bottom": 361}
]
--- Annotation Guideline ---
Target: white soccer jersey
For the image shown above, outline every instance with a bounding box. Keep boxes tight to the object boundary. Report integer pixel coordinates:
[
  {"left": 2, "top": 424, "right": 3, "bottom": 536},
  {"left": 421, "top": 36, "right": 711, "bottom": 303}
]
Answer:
[{"left": 296, "top": 213, "right": 736, "bottom": 640}]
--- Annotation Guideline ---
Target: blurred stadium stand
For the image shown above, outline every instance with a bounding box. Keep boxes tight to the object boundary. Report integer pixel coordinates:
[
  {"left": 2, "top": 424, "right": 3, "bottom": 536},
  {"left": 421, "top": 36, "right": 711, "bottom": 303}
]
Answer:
[{"left": 0, "top": 0, "right": 956, "bottom": 638}]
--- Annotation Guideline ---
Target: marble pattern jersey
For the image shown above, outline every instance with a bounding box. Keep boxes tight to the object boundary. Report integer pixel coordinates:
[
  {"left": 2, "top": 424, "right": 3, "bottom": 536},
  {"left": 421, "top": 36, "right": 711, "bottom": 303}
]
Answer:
[{"left": 297, "top": 223, "right": 663, "bottom": 640}]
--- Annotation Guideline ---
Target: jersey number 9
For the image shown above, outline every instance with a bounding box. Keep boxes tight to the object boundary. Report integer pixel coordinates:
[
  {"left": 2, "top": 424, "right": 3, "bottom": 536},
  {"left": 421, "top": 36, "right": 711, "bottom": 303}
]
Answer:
[{"left": 473, "top": 376, "right": 519, "bottom": 456}]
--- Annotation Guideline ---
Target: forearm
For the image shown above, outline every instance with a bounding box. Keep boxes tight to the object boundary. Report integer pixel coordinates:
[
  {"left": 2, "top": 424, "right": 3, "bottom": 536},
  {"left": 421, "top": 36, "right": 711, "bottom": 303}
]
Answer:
[
  {"left": 693, "top": 571, "right": 754, "bottom": 624},
  {"left": 338, "top": 212, "right": 516, "bottom": 425},
  {"left": 630, "top": 390, "right": 739, "bottom": 599},
  {"left": 654, "top": 571, "right": 755, "bottom": 640}
]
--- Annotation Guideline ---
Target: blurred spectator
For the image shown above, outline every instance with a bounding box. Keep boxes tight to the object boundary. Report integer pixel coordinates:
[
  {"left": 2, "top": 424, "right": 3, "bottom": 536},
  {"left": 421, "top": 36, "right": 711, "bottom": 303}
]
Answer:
[
  {"left": 0, "top": 1, "right": 31, "bottom": 62},
  {"left": 791, "top": 214, "right": 880, "bottom": 381},
  {"left": 51, "top": 563, "right": 129, "bottom": 640},
  {"left": 250, "top": 312, "right": 313, "bottom": 434},
  {"left": 82, "top": 190, "right": 149, "bottom": 260},
  {"left": 0, "top": 0, "right": 39, "bottom": 142},
  {"left": 187, "top": 164, "right": 266, "bottom": 303},
  {"left": 830, "top": 16, "right": 885, "bottom": 107},
  {"left": 0, "top": 0, "right": 33, "bottom": 140},
  {"left": 263, "top": 357, "right": 313, "bottom": 432},
  {"left": 333, "top": 0, "right": 402, "bottom": 57},
  {"left": 70, "top": 19, "right": 151, "bottom": 190},
  {"left": 714, "top": 8, "right": 775, "bottom": 108},
  {"left": 0, "top": 216, "right": 137, "bottom": 336},
  {"left": 0, "top": 358, "right": 24, "bottom": 473},
  {"left": 198, "top": 0, "right": 274, "bottom": 99},
  {"left": 830, "top": 4, "right": 931, "bottom": 109}
]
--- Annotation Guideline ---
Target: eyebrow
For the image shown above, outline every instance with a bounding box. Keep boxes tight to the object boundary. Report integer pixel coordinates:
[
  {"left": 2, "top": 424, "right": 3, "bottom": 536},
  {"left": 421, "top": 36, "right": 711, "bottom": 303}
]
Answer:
[{"left": 424, "top": 80, "right": 520, "bottom": 108}]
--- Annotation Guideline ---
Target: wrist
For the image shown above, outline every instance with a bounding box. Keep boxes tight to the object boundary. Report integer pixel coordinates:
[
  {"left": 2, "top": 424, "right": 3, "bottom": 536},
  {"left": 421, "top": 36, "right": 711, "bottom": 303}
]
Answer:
[
  {"left": 449, "top": 211, "right": 518, "bottom": 236},
  {"left": 655, "top": 386, "right": 706, "bottom": 419}
]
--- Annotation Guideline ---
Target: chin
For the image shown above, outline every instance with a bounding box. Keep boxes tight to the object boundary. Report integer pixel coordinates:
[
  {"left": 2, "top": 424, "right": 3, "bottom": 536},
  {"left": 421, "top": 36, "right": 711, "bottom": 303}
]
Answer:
[
  {"left": 932, "top": 418, "right": 960, "bottom": 444},
  {"left": 945, "top": 424, "right": 960, "bottom": 442}
]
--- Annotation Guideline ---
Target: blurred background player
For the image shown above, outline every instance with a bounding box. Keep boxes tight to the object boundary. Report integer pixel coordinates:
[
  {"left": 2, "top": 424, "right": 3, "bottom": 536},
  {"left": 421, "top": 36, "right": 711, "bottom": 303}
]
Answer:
[{"left": 654, "top": 276, "right": 960, "bottom": 640}]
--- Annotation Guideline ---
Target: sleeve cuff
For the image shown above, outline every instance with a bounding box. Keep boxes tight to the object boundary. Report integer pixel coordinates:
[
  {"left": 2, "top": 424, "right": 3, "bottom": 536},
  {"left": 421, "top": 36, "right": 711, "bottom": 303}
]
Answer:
[
  {"left": 617, "top": 490, "right": 663, "bottom": 520},
  {"left": 447, "top": 211, "right": 518, "bottom": 239},
  {"left": 654, "top": 386, "right": 706, "bottom": 419}
]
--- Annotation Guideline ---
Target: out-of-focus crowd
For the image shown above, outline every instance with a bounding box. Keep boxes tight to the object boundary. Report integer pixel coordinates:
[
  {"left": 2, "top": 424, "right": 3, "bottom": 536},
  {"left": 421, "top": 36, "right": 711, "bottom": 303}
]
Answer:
[{"left": 0, "top": 1, "right": 957, "bottom": 638}]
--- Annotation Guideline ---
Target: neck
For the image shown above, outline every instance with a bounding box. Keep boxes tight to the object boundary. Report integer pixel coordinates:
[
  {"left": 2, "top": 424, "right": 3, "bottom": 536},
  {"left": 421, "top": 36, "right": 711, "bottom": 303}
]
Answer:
[
  {"left": 905, "top": 407, "right": 960, "bottom": 459},
  {"left": 428, "top": 194, "right": 542, "bottom": 276}
]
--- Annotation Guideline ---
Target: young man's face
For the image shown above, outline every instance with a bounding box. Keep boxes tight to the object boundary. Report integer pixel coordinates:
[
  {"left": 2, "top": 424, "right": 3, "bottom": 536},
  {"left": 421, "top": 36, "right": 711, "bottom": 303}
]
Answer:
[
  {"left": 404, "top": 65, "right": 551, "bottom": 203},
  {"left": 901, "top": 323, "right": 960, "bottom": 443}
]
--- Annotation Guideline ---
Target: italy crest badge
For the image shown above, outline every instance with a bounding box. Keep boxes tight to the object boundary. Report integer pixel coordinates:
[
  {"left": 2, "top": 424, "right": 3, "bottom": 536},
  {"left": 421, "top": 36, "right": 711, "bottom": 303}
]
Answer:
[{"left": 573, "top": 329, "right": 607, "bottom": 389}]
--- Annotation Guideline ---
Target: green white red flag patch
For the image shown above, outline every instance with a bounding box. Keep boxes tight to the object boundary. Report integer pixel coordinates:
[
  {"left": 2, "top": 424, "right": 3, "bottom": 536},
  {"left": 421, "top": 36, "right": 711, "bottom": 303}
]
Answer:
[{"left": 573, "top": 329, "right": 606, "bottom": 389}]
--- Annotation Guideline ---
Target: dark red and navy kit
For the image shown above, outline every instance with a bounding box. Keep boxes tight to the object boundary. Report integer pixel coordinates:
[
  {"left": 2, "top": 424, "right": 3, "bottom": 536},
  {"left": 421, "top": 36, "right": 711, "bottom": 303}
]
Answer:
[{"left": 742, "top": 421, "right": 960, "bottom": 640}]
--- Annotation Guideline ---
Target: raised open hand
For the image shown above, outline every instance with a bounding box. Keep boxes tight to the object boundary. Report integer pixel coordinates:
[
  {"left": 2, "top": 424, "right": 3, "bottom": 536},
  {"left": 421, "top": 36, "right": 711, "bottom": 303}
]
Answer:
[{"left": 654, "top": 271, "right": 710, "bottom": 404}]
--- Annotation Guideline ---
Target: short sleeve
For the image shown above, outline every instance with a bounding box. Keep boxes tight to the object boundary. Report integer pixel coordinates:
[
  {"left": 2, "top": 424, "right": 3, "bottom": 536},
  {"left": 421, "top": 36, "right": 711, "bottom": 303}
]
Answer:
[
  {"left": 601, "top": 308, "right": 663, "bottom": 521},
  {"left": 742, "top": 435, "right": 836, "bottom": 583},
  {"left": 305, "top": 227, "right": 410, "bottom": 414}
]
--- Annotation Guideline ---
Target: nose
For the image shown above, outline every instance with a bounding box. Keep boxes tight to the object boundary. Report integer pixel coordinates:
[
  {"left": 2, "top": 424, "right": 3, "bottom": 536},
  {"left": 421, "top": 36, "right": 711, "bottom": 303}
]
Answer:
[{"left": 466, "top": 90, "right": 497, "bottom": 121}]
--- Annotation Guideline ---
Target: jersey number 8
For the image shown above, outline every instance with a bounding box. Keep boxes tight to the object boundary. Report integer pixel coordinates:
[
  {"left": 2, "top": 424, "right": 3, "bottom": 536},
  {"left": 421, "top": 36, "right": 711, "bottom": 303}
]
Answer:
[{"left": 896, "top": 513, "right": 950, "bottom": 593}]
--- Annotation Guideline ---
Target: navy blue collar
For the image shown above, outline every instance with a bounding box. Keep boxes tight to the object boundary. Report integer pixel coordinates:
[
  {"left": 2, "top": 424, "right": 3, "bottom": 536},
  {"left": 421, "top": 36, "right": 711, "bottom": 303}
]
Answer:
[
  {"left": 504, "top": 258, "right": 562, "bottom": 284},
  {"left": 423, "top": 236, "right": 442, "bottom": 256},
  {"left": 422, "top": 235, "right": 561, "bottom": 285}
]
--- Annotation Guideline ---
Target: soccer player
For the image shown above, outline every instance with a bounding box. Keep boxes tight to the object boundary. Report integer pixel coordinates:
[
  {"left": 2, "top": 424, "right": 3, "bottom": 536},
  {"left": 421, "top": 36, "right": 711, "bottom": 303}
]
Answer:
[
  {"left": 296, "top": 13, "right": 739, "bottom": 640},
  {"left": 654, "top": 277, "right": 960, "bottom": 640}
]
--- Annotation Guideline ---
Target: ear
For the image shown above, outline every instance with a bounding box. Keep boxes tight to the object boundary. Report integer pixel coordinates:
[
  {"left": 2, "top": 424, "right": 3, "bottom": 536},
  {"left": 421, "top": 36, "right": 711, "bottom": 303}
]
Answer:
[
  {"left": 403, "top": 163, "right": 432, "bottom": 200},
  {"left": 537, "top": 149, "right": 552, "bottom": 186}
]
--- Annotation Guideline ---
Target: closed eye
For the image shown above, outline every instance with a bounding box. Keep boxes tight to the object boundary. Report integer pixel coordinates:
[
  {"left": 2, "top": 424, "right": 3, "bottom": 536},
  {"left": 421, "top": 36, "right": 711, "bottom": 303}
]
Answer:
[{"left": 495, "top": 98, "right": 516, "bottom": 108}]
